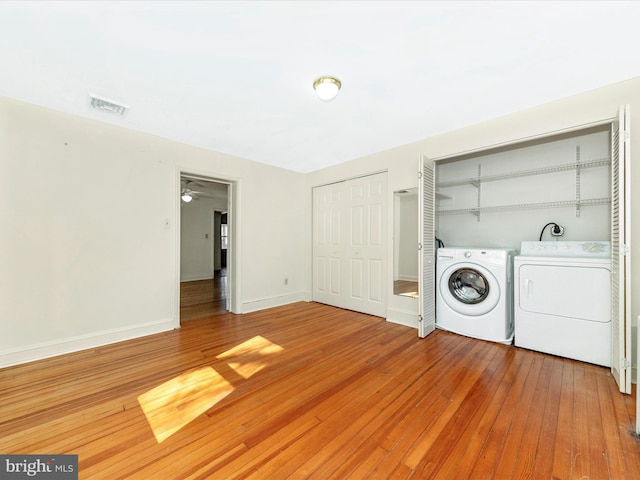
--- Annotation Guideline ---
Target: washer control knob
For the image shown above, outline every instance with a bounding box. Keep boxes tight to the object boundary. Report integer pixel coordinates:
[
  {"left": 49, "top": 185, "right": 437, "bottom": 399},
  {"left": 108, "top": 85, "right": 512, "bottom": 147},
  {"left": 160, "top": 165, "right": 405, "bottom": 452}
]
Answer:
[{"left": 464, "top": 251, "right": 472, "bottom": 258}]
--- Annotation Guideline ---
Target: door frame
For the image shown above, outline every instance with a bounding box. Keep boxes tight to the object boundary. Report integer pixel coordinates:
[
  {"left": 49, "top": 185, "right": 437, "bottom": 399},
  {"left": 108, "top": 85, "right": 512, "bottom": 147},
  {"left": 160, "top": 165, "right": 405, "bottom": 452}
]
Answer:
[{"left": 176, "top": 169, "right": 240, "bottom": 321}]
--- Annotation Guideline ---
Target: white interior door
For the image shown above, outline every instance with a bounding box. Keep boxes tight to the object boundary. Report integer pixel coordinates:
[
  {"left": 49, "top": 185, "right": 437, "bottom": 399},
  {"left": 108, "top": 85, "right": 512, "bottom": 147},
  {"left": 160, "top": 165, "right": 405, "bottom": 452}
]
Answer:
[
  {"left": 344, "top": 173, "right": 387, "bottom": 316},
  {"left": 611, "top": 104, "right": 631, "bottom": 394},
  {"left": 418, "top": 155, "right": 435, "bottom": 337},
  {"left": 312, "top": 182, "right": 344, "bottom": 309},
  {"left": 312, "top": 173, "right": 388, "bottom": 317}
]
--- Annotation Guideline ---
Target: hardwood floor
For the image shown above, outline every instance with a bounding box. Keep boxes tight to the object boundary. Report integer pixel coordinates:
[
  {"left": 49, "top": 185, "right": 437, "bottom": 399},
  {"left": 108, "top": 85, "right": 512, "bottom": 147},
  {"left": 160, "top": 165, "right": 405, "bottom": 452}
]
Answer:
[
  {"left": 393, "top": 280, "right": 419, "bottom": 298},
  {"left": 1, "top": 301, "right": 639, "bottom": 479},
  {"left": 180, "top": 269, "right": 227, "bottom": 321}
]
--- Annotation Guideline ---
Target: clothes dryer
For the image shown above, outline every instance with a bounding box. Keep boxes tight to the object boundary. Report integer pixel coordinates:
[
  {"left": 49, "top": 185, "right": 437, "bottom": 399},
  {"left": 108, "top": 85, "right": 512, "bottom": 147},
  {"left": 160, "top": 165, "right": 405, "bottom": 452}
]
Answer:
[
  {"left": 436, "top": 248, "right": 515, "bottom": 344},
  {"left": 514, "top": 241, "right": 611, "bottom": 367}
]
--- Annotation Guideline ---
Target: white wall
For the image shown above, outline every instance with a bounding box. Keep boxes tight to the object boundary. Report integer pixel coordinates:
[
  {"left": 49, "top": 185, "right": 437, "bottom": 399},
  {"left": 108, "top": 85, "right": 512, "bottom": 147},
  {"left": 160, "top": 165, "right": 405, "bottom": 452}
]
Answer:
[
  {"left": 0, "top": 97, "right": 308, "bottom": 367},
  {"left": 180, "top": 196, "right": 226, "bottom": 281}
]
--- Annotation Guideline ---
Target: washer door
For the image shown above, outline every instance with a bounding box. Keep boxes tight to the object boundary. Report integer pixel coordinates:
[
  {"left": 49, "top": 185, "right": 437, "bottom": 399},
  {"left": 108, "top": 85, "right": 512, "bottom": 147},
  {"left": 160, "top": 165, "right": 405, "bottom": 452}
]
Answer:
[{"left": 439, "top": 262, "right": 501, "bottom": 316}]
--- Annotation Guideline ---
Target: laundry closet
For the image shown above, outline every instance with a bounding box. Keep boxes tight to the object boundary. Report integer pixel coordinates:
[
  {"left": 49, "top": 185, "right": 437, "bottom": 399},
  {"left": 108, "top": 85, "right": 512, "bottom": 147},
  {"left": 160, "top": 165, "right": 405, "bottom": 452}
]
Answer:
[{"left": 428, "top": 111, "right": 631, "bottom": 393}]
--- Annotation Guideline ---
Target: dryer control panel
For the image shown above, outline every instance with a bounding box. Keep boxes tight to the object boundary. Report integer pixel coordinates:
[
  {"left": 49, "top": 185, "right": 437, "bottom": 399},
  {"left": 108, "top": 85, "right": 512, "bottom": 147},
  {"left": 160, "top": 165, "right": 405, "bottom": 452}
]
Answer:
[{"left": 519, "top": 241, "right": 611, "bottom": 258}]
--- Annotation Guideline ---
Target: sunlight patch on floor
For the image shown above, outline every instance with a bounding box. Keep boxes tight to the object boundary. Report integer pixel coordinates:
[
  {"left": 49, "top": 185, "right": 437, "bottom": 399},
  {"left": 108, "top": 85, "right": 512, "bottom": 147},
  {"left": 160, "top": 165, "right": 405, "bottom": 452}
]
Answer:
[
  {"left": 398, "top": 291, "right": 419, "bottom": 298},
  {"left": 216, "top": 335, "right": 284, "bottom": 379},
  {"left": 138, "top": 367, "right": 233, "bottom": 443},
  {"left": 138, "top": 336, "right": 284, "bottom": 443}
]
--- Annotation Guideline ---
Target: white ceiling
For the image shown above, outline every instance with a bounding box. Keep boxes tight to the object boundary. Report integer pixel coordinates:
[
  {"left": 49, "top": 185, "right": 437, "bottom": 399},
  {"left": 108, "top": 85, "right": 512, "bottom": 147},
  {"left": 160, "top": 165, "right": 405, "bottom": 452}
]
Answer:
[{"left": 2, "top": 1, "right": 640, "bottom": 173}]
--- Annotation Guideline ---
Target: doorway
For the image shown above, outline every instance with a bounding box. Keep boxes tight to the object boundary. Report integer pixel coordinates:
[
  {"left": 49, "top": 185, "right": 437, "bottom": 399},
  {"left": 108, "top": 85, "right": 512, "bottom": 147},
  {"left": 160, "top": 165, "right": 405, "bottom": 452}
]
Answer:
[{"left": 179, "top": 174, "right": 232, "bottom": 322}]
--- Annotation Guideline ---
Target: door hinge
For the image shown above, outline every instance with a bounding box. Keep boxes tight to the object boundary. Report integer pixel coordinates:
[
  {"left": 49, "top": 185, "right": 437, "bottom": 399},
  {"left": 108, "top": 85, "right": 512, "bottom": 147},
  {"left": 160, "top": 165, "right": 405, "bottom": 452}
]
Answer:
[
  {"left": 418, "top": 243, "right": 422, "bottom": 251},
  {"left": 622, "top": 130, "right": 630, "bottom": 142},
  {"left": 623, "top": 244, "right": 630, "bottom": 256},
  {"left": 418, "top": 315, "right": 423, "bottom": 324},
  {"left": 623, "top": 357, "right": 632, "bottom": 370}
]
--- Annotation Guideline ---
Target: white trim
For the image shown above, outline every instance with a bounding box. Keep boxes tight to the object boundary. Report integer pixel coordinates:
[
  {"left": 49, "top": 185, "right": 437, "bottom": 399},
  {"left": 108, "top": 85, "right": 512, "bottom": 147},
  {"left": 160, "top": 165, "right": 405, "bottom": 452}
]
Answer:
[
  {"left": 229, "top": 181, "right": 241, "bottom": 314},
  {"left": 431, "top": 119, "right": 614, "bottom": 163},
  {"left": 181, "top": 274, "right": 214, "bottom": 282},
  {"left": 310, "top": 169, "right": 388, "bottom": 189},
  {"left": 1, "top": 318, "right": 176, "bottom": 369},
  {"left": 386, "top": 308, "right": 419, "bottom": 328},
  {"left": 241, "top": 292, "right": 311, "bottom": 314},
  {"left": 397, "top": 274, "right": 419, "bottom": 282},
  {"left": 175, "top": 168, "right": 182, "bottom": 324}
]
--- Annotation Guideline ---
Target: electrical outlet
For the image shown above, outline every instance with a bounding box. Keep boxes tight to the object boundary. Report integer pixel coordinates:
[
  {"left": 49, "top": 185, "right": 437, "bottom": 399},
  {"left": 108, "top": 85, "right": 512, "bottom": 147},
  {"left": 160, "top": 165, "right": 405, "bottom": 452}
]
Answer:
[
  {"left": 284, "top": 278, "right": 288, "bottom": 286},
  {"left": 551, "top": 224, "right": 564, "bottom": 236}
]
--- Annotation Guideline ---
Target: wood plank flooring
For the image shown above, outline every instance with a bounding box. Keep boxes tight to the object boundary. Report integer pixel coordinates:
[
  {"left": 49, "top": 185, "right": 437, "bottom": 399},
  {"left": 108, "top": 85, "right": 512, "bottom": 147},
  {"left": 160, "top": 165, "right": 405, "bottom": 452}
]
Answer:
[
  {"left": 393, "top": 280, "right": 419, "bottom": 298},
  {"left": 180, "top": 270, "right": 227, "bottom": 321},
  {"left": 1, "top": 301, "right": 639, "bottom": 479}
]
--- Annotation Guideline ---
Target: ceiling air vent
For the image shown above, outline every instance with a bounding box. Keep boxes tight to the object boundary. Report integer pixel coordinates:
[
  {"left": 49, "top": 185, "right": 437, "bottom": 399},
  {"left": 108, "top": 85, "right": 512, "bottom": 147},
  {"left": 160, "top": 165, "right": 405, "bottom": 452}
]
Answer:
[{"left": 89, "top": 94, "right": 129, "bottom": 116}]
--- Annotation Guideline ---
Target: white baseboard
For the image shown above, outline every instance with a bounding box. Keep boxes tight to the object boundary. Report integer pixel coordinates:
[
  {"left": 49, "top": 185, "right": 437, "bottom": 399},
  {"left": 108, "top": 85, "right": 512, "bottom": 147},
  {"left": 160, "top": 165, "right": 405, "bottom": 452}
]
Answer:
[
  {"left": 633, "top": 323, "right": 638, "bottom": 385},
  {"left": 180, "top": 274, "right": 214, "bottom": 282},
  {"left": 1, "top": 318, "right": 178, "bottom": 369},
  {"left": 241, "top": 291, "right": 311, "bottom": 314},
  {"left": 397, "top": 275, "right": 419, "bottom": 282},
  {"left": 386, "top": 308, "right": 419, "bottom": 329}
]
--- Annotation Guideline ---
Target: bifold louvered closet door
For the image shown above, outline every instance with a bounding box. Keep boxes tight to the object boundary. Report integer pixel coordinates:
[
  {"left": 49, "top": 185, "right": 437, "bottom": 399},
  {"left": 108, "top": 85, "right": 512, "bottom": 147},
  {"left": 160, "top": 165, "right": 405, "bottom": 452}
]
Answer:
[
  {"left": 419, "top": 156, "right": 436, "bottom": 338},
  {"left": 611, "top": 104, "right": 632, "bottom": 394}
]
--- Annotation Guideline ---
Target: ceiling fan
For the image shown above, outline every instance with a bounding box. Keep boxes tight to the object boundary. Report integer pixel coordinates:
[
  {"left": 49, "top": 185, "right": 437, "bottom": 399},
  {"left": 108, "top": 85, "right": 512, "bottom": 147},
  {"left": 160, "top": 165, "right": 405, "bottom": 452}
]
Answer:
[{"left": 180, "top": 180, "right": 216, "bottom": 203}]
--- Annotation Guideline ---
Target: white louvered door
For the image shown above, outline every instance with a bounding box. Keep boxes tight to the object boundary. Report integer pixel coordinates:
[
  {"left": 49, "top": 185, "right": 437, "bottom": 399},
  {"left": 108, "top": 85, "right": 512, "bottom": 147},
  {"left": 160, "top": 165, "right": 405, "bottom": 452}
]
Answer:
[
  {"left": 418, "top": 155, "right": 436, "bottom": 338},
  {"left": 611, "top": 104, "right": 631, "bottom": 394}
]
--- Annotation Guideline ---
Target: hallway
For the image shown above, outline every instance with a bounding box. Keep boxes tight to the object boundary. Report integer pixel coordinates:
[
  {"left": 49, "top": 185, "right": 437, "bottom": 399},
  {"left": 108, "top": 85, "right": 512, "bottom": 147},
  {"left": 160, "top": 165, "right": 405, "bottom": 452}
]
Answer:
[{"left": 180, "top": 269, "right": 227, "bottom": 321}]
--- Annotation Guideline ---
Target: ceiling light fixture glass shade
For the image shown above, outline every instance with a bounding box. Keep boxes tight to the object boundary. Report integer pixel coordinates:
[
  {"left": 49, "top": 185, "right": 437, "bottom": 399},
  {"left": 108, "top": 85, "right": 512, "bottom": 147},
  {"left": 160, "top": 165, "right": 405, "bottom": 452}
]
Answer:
[
  {"left": 181, "top": 190, "right": 193, "bottom": 202},
  {"left": 313, "top": 76, "right": 341, "bottom": 102}
]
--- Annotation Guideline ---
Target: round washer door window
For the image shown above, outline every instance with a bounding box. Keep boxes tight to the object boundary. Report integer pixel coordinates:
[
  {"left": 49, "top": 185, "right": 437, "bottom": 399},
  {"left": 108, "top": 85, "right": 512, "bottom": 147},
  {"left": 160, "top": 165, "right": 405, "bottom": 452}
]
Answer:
[
  {"left": 448, "top": 268, "right": 489, "bottom": 304},
  {"left": 439, "top": 263, "right": 500, "bottom": 316}
]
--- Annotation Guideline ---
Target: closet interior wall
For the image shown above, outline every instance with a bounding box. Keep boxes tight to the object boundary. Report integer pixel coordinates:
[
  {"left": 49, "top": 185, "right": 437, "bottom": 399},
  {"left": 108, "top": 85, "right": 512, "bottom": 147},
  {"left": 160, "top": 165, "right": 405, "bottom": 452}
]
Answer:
[{"left": 435, "top": 128, "right": 611, "bottom": 249}]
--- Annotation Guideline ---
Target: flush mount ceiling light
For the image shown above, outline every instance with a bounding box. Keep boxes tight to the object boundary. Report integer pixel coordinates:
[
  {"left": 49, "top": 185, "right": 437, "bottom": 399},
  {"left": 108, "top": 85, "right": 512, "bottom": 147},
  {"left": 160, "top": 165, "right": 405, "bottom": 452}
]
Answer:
[
  {"left": 313, "top": 76, "right": 341, "bottom": 102},
  {"left": 181, "top": 189, "right": 193, "bottom": 203}
]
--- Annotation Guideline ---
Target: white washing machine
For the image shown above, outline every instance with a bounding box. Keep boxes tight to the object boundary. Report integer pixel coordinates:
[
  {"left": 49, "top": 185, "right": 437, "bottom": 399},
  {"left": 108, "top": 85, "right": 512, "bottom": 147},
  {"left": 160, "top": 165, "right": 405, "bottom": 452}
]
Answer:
[
  {"left": 436, "top": 248, "right": 515, "bottom": 344},
  {"left": 514, "top": 241, "right": 611, "bottom": 367}
]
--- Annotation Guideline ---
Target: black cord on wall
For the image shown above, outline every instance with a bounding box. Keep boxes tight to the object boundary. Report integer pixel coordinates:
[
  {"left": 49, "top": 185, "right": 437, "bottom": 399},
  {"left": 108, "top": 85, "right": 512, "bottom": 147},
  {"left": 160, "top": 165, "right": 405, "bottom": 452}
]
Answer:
[{"left": 539, "top": 222, "right": 562, "bottom": 241}]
